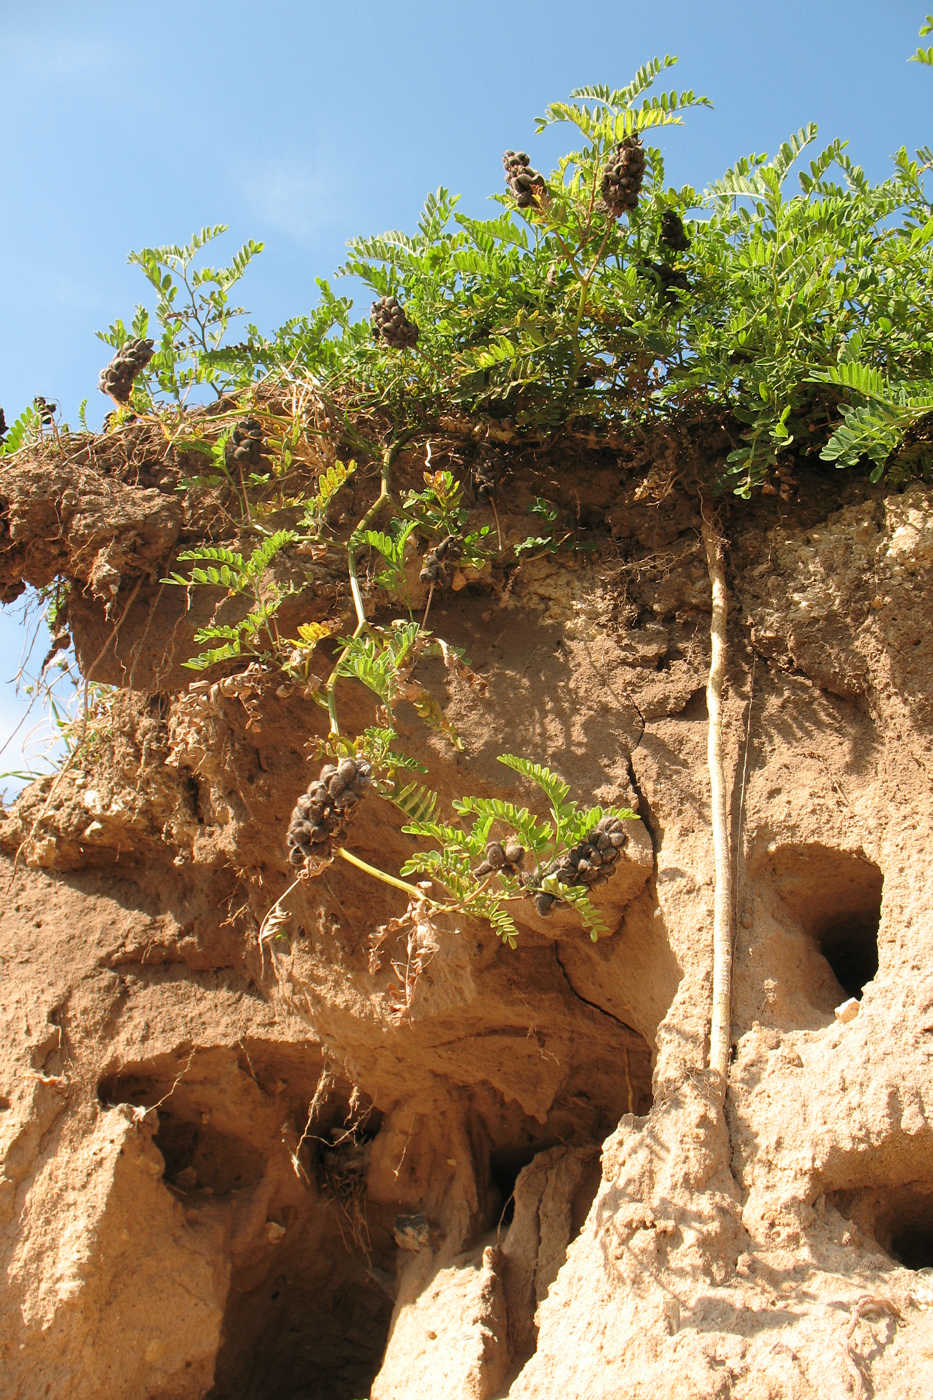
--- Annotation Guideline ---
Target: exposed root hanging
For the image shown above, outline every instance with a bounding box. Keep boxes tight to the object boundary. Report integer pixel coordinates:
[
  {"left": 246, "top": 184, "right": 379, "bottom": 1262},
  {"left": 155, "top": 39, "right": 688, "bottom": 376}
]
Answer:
[{"left": 701, "top": 507, "right": 733, "bottom": 1097}]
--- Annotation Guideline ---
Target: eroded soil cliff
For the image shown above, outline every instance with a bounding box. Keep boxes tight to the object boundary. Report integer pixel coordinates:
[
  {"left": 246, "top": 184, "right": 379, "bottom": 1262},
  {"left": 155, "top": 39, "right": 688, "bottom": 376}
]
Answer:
[{"left": 1, "top": 414, "right": 931, "bottom": 1399}]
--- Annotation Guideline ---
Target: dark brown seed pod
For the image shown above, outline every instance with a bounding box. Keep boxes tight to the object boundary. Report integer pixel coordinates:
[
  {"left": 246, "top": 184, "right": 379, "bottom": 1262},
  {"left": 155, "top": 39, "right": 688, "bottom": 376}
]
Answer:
[
  {"left": 659, "top": 209, "right": 690, "bottom": 252},
  {"left": 485, "top": 841, "right": 506, "bottom": 869},
  {"left": 471, "top": 447, "right": 504, "bottom": 501},
  {"left": 529, "top": 811, "right": 632, "bottom": 912},
  {"left": 371, "top": 295, "right": 419, "bottom": 349},
  {"left": 0, "top": 407, "right": 7, "bottom": 444},
  {"left": 535, "top": 892, "right": 556, "bottom": 916},
  {"left": 434, "top": 535, "right": 462, "bottom": 561},
  {"left": 33, "top": 396, "right": 56, "bottom": 424},
  {"left": 420, "top": 534, "right": 464, "bottom": 585},
  {"left": 97, "top": 339, "right": 154, "bottom": 403},
  {"left": 503, "top": 149, "right": 546, "bottom": 209},
  {"left": 286, "top": 754, "right": 374, "bottom": 866},
  {"left": 226, "top": 416, "right": 267, "bottom": 469},
  {"left": 503, "top": 841, "right": 524, "bottom": 866},
  {"left": 337, "top": 757, "right": 358, "bottom": 785},
  {"left": 601, "top": 134, "right": 645, "bottom": 218},
  {"left": 639, "top": 260, "right": 689, "bottom": 303}
]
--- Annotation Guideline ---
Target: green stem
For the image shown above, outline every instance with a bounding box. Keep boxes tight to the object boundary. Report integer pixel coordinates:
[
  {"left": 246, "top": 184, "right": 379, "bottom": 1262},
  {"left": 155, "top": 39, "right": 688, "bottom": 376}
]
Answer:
[
  {"left": 323, "top": 432, "right": 417, "bottom": 735},
  {"left": 336, "top": 846, "right": 428, "bottom": 901},
  {"left": 569, "top": 223, "right": 613, "bottom": 384}
]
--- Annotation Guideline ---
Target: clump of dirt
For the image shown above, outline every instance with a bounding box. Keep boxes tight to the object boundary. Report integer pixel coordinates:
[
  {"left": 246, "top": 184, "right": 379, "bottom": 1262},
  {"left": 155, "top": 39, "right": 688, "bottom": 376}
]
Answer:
[{"left": 0, "top": 405, "right": 931, "bottom": 1399}]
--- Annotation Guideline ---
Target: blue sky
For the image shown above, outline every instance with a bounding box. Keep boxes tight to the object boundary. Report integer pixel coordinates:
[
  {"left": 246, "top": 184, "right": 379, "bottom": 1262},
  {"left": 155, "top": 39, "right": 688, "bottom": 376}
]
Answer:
[{"left": 1, "top": 0, "right": 929, "bottom": 789}]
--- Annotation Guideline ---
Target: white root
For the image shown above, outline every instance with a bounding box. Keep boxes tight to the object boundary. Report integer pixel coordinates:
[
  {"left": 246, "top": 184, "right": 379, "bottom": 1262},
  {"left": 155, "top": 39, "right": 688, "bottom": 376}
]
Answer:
[{"left": 702, "top": 509, "right": 734, "bottom": 1097}]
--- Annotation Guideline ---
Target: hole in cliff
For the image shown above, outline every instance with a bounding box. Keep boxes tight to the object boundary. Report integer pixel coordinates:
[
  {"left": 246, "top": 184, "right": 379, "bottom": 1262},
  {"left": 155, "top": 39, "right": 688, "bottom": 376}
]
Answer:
[
  {"left": 829, "top": 1183, "right": 933, "bottom": 1270},
  {"left": 484, "top": 1027, "right": 652, "bottom": 1386},
  {"left": 208, "top": 1215, "right": 394, "bottom": 1400},
  {"left": 98, "top": 1068, "right": 265, "bottom": 1195},
  {"left": 497, "top": 1142, "right": 604, "bottom": 1385},
  {"left": 817, "top": 913, "right": 879, "bottom": 1000},
  {"left": 764, "top": 844, "right": 883, "bottom": 1003},
  {"left": 486, "top": 1027, "right": 652, "bottom": 1233},
  {"left": 490, "top": 1143, "right": 557, "bottom": 1227},
  {"left": 154, "top": 1109, "right": 265, "bottom": 1193},
  {"left": 676, "top": 686, "right": 707, "bottom": 720}
]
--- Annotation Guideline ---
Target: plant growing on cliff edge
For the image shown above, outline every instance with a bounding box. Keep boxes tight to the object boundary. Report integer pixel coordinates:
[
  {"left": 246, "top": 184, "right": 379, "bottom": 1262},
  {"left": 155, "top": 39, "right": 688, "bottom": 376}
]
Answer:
[
  {"left": 10, "top": 34, "right": 933, "bottom": 1023},
  {"left": 163, "top": 529, "right": 298, "bottom": 670},
  {"left": 276, "top": 745, "right": 637, "bottom": 946},
  {"left": 399, "top": 754, "right": 637, "bottom": 944},
  {"left": 97, "top": 226, "right": 264, "bottom": 408}
]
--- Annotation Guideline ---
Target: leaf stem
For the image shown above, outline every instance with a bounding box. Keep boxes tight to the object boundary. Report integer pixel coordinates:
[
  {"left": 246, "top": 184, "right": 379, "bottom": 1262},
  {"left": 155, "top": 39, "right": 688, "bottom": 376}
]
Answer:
[
  {"left": 336, "top": 845, "right": 428, "bottom": 901},
  {"left": 324, "top": 432, "right": 417, "bottom": 734}
]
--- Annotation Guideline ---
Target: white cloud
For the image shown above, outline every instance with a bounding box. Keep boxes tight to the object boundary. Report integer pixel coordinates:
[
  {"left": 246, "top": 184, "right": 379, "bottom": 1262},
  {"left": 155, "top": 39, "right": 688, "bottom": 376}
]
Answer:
[{"left": 229, "top": 154, "right": 339, "bottom": 245}]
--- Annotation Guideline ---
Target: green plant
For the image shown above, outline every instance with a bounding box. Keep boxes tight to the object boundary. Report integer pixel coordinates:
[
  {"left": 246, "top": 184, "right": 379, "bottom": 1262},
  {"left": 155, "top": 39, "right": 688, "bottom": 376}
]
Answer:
[
  {"left": 19, "top": 36, "right": 933, "bottom": 989},
  {"left": 400, "top": 754, "right": 637, "bottom": 944},
  {"left": 336, "top": 621, "right": 465, "bottom": 749},
  {"left": 89, "top": 46, "right": 930, "bottom": 493},
  {"left": 911, "top": 14, "right": 933, "bottom": 64},
  {"left": 0, "top": 403, "right": 41, "bottom": 456},
  {"left": 98, "top": 225, "right": 264, "bottom": 407},
  {"left": 164, "top": 529, "right": 297, "bottom": 670},
  {"left": 809, "top": 360, "right": 933, "bottom": 477}
]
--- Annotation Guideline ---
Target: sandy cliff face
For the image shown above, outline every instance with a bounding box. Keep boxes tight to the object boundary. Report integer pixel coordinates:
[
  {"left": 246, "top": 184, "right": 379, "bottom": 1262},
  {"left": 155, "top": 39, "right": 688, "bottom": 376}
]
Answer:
[{"left": 0, "top": 425, "right": 931, "bottom": 1399}]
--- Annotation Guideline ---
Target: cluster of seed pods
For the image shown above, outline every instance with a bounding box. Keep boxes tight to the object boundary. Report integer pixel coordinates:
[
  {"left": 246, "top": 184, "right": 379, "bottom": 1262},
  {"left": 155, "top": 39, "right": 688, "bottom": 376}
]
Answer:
[
  {"left": 371, "top": 296, "right": 419, "bottom": 349},
  {"left": 503, "top": 150, "right": 546, "bottom": 209},
  {"left": 530, "top": 814, "right": 629, "bottom": 916},
  {"left": 33, "top": 396, "right": 56, "bottom": 425},
  {"left": 472, "top": 839, "right": 526, "bottom": 881},
  {"left": 640, "top": 260, "right": 690, "bottom": 303},
  {"left": 98, "top": 338, "right": 155, "bottom": 403},
  {"left": 601, "top": 134, "right": 646, "bottom": 217},
  {"left": 225, "top": 416, "right": 265, "bottom": 470},
  {"left": 286, "top": 756, "right": 373, "bottom": 868},
  {"left": 419, "top": 534, "right": 463, "bottom": 585},
  {"left": 659, "top": 209, "right": 690, "bottom": 252}
]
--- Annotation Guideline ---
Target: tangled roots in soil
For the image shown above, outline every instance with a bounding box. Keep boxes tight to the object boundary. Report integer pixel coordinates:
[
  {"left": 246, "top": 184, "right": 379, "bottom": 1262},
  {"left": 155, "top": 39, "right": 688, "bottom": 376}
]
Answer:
[
  {"left": 601, "top": 134, "right": 645, "bottom": 217},
  {"left": 371, "top": 296, "right": 419, "bottom": 350},
  {"left": 286, "top": 756, "right": 373, "bottom": 867},
  {"left": 503, "top": 150, "right": 547, "bottom": 208},
  {"left": 98, "top": 338, "right": 155, "bottom": 403},
  {"left": 471, "top": 447, "right": 505, "bottom": 501}
]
